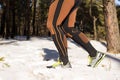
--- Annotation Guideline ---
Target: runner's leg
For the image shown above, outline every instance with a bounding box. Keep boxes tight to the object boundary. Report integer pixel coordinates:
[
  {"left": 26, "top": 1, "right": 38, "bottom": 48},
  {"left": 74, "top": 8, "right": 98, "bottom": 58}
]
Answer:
[
  {"left": 61, "top": 0, "right": 97, "bottom": 57},
  {"left": 47, "top": 0, "right": 74, "bottom": 65}
]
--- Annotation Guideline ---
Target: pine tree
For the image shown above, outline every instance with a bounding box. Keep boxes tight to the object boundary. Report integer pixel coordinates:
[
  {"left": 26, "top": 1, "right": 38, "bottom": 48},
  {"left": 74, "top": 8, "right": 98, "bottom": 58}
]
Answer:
[{"left": 103, "top": 0, "right": 120, "bottom": 53}]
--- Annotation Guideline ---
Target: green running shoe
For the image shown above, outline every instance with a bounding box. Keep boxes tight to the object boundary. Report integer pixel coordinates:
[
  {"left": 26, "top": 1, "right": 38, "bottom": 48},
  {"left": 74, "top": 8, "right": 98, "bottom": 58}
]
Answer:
[
  {"left": 47, "top": 59, "right": 72, "bottom": 68},
  {"left": 47, "top": 60, "right": 62, "bottom": 68},
  {"left": 88, "top": 51, "right": 106, "bottom": 68}
]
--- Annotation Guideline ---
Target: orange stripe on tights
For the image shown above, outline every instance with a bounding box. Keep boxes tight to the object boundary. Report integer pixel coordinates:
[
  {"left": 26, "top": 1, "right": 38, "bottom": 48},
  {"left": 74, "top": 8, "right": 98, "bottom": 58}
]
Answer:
[{"left": 56, "top": 0, "right": 75, "bottom": 26}]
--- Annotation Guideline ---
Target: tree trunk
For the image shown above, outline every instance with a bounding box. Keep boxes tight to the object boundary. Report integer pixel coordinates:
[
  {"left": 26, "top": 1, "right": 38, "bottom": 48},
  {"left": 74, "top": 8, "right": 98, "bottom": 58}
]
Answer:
[
  {"left": 32, "top": 0, "right": 37, "bottom": 35},
  {"left": 11, "top": 0, "right": 16, "bottom": 39},
  {"left": 5, "top": 0, "right": 10, "bottom": 39},
  {"left": 89, "top": 0, "right": 98, "bottom": 40},
  {"left": 26, "top": 0, "right": 31, "bottom": 40},
  {"left": 103, "top": 0, "right": 120, "bottom": 53},
  {"left": 0, "top": 4, "right": 6, "bottom": 38},
  {"left": 93, "top": 16, "right": 97, "bottom": 40}
]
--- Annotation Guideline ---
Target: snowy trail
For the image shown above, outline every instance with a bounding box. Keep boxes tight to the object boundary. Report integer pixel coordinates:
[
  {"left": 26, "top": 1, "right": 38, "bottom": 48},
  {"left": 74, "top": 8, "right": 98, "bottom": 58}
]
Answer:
[{"left": 0, "top": 37, "right": 120, "bottom": 80}]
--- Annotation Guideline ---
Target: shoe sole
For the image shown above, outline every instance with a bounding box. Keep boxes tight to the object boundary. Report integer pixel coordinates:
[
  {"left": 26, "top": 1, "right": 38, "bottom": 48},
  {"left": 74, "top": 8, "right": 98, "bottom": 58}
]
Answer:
[
  {"left": 46, "top": 62, "right": 72, "bottom": 68},
  {"left": 46, "top": 65, "right": 62, "bottom": 68},
  {"left": 46, "top": 61, "right": 62, "bottom": 68}
]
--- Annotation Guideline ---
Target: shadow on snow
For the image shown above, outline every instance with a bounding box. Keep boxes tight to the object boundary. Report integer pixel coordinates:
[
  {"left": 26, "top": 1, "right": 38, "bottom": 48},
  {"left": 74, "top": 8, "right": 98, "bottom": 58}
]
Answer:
[{"left": 42, "top": 48, "right": 59, "bottom": 61}]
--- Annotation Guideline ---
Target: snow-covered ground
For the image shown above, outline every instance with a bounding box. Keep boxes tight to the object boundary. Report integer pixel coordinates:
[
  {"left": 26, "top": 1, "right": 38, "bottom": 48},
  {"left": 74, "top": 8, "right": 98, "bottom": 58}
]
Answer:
[{"left": 0, "top": 37, "right": 120, "bottom": 80}]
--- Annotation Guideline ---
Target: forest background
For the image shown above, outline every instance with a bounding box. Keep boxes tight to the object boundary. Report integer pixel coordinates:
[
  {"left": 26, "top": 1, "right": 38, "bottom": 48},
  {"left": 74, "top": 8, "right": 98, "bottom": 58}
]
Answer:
[{"left": 0, "top": 0, "right": 120, "bottom": 53}]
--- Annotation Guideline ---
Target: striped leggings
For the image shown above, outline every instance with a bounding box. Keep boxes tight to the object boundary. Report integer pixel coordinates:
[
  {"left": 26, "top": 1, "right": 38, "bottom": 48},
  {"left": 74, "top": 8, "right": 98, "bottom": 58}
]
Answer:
[{"left": 47, "top": 0, "right": 97, "bottom": 65}]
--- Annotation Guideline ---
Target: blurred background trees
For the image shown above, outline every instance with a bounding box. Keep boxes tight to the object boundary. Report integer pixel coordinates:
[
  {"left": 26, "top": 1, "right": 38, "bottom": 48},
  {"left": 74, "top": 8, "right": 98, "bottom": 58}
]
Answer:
[{"left": 0, "top": 0, "right": 119, "bottom": 53}]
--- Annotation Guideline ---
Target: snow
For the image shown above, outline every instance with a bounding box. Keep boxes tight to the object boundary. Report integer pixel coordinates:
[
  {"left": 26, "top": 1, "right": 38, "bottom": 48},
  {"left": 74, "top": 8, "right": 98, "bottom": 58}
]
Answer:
[{"left": 0, "top": 37, "right": 120, "bottom": 80}]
